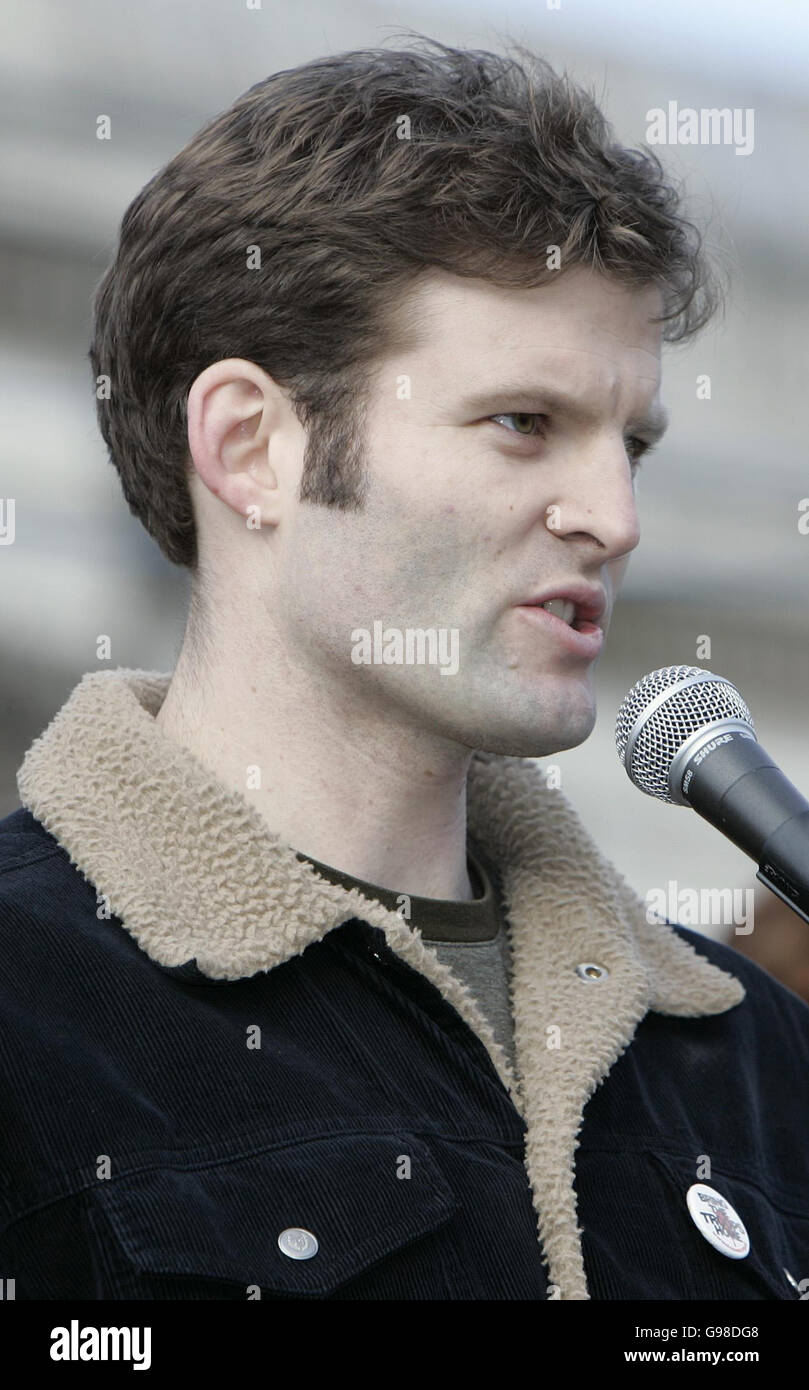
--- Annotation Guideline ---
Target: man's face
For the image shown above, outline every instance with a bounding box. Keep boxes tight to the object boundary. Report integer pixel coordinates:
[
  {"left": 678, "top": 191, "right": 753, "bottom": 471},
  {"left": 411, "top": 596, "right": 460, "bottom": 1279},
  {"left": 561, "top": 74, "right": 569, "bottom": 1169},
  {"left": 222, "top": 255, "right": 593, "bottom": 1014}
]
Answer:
[{"left": 274, "top": 265, "right": 666, "bottom": 758}]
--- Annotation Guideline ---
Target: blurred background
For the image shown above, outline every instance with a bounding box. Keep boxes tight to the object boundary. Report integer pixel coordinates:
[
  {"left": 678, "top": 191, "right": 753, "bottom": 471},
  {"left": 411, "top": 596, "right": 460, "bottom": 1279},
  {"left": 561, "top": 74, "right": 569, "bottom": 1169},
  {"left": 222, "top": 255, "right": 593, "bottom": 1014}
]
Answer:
[{"left": 2, "top": 0, "right": 808, "bottom": 993}]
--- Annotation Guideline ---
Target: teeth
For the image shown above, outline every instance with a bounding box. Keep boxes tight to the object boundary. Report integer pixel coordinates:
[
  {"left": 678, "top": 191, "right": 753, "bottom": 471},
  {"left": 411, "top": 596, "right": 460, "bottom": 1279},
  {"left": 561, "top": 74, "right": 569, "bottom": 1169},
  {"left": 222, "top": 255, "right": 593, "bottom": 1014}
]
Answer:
[{"left": 541, "top": 598, "right": 576, "bottom": 625}]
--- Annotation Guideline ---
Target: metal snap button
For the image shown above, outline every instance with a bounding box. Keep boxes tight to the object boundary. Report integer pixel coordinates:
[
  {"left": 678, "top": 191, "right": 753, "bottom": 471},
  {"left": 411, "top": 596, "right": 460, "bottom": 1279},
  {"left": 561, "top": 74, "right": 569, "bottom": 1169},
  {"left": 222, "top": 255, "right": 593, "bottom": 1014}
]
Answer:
[
  {"left": 278, "top": 1227, "right": 319, "bottom": 1260},
  {"left": 575, "top": 962, "right": 609, "bottom": 982}
]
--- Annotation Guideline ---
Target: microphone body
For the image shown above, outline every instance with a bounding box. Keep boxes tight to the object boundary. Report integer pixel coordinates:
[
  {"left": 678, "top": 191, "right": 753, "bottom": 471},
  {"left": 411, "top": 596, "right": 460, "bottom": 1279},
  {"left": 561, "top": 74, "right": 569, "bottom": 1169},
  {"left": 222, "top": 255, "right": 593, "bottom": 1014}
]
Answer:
[{"left": 675, "top": 727, "right": 809, "bottom": 924}]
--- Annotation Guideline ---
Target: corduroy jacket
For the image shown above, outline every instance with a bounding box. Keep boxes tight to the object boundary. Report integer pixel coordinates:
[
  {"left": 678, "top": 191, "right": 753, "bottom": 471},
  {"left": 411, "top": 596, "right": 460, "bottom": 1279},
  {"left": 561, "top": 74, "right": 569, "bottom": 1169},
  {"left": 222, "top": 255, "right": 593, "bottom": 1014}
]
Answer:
[{"left": 1, "top": 667, "right": 808, "bottom": 1300}]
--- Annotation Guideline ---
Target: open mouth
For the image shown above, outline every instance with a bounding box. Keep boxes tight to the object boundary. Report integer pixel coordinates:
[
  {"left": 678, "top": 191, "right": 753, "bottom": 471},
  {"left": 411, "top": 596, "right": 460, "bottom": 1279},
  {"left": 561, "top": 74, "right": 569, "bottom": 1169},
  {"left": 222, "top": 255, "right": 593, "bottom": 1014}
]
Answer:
[
  {"left": 524, "top": 597, "right": 603, "bottom": 633},
  {"left": 514, "top": 596, "right": 605, "bottom": 658},
  {"left": 538, "top": 597, "right": 577, "bottom": 627}
]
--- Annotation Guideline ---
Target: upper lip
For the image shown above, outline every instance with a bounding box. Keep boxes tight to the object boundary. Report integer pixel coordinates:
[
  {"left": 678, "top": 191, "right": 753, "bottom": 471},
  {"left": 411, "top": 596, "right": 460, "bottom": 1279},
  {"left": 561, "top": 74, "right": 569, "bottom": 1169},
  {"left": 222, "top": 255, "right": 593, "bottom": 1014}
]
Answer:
[{"left": 516, "top": 582, "right": 607, "bottom": 626}]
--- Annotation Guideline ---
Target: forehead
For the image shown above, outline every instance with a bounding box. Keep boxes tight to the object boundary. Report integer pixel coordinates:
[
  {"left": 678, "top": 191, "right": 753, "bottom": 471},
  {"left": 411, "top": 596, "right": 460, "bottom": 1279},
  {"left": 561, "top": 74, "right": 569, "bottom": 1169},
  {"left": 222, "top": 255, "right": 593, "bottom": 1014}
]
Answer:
[{"left": 391, "top": 265, "right": 664, "bottom": 402}]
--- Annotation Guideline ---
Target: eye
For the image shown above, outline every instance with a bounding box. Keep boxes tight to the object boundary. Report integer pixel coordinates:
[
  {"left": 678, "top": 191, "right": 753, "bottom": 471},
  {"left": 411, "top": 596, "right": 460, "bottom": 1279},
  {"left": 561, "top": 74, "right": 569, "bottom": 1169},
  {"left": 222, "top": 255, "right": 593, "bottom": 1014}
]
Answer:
[
  {"left": 490, "top": 412, "right": 547, "bottom": 437},
  {"left": 624, "top": 436, "right": 656, "bottom": 470}
]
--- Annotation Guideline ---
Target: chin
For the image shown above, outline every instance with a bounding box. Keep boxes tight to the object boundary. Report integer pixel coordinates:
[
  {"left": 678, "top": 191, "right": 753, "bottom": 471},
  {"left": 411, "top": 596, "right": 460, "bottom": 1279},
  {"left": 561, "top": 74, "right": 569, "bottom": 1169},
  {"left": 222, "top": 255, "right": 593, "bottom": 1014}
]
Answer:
[
  {"left": 419, "top": 668, "right": 598, "bottom": 758},
  {"left": 460, "top": 701, "right": 597, "bottom": 760},
  {"left": 487, "top": 674, "right": 598, "bottom": 757},
  {"left": 475, "top": 724, "right": 595, "bottom": 759}
]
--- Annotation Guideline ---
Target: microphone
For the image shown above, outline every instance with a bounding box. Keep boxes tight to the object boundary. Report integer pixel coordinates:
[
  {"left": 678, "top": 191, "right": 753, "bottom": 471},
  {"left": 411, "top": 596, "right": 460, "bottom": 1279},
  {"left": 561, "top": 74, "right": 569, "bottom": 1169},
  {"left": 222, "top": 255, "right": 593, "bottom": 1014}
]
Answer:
[{"left": 615, "top": 665, "right": 809, "bottom": 927}]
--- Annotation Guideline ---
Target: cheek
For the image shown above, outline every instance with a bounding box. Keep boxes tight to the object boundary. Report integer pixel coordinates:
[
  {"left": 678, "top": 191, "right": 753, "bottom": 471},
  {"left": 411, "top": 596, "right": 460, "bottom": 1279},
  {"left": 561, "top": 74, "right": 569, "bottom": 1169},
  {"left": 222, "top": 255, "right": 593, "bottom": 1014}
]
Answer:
[{"left": 607, "top": 554, "right": 631, "bottom": 592}]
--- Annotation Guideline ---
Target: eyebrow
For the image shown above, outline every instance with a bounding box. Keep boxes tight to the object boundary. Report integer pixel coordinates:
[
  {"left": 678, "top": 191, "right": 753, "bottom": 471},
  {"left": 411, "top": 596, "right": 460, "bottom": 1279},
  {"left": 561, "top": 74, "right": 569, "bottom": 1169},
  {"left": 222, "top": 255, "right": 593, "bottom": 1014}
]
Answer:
[{"left": 457, "top": 384, "right": 670, "bottom": 443}]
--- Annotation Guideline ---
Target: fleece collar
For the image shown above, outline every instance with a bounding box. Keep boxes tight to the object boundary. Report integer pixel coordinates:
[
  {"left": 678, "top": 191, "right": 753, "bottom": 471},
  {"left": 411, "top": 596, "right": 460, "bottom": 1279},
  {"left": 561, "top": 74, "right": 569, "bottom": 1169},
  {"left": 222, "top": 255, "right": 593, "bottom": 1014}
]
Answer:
[{"left": 17, "top": 668, "right": 744, "bottom": 1301}]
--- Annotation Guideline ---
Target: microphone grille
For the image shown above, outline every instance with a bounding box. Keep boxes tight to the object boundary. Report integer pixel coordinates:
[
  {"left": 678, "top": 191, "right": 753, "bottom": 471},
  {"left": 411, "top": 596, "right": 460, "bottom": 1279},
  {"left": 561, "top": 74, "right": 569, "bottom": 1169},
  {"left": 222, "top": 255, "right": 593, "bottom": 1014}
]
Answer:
[{"left": 615, "top": 665, "right": 755, "bottom": 802}]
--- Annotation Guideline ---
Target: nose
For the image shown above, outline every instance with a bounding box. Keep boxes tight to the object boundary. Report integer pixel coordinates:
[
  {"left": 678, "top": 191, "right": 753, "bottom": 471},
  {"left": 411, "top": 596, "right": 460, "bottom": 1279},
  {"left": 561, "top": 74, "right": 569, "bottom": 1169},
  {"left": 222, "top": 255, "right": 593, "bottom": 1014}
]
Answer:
[{"left": 545, "top": 432, "right": 642, "bottom": 560}]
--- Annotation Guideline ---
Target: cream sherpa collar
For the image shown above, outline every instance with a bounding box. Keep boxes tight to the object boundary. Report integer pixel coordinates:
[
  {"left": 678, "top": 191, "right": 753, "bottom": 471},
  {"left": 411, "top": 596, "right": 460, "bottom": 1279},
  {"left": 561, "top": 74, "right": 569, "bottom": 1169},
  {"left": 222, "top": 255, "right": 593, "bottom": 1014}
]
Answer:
[{"left": 17, "top": 668, "right": 744, "bottom": 1301}]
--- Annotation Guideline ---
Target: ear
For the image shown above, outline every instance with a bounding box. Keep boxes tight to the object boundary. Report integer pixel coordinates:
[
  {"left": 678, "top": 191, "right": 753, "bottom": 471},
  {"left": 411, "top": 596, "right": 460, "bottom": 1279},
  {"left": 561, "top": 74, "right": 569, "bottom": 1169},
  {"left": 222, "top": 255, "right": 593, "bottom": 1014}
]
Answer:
[{"left": 186, "top": 358, "right": 288, "bottom": 528}]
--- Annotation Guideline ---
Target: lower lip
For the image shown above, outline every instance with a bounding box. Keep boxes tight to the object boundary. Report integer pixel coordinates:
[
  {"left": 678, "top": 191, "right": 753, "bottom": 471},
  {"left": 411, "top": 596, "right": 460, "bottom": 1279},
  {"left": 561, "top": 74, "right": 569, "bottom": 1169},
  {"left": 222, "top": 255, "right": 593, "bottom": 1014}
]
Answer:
[{"left": 514, "top": 605, "right": 605, "bottom": 659}]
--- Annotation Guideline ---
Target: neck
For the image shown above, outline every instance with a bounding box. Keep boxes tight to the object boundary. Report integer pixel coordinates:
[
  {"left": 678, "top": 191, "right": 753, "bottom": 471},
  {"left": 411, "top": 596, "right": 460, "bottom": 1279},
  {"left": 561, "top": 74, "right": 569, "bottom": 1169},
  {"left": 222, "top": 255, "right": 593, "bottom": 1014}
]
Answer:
[{"left": 154, "top": 624, "right": 476, "bottom": 902}]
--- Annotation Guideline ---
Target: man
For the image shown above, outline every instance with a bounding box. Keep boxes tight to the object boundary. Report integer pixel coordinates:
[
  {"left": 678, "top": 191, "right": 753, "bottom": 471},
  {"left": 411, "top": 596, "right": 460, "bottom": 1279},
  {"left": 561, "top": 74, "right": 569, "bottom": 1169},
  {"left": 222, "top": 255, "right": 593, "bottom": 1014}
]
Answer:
[{"left": 2, "top": 38, "right": 808, "bottom": 1301}]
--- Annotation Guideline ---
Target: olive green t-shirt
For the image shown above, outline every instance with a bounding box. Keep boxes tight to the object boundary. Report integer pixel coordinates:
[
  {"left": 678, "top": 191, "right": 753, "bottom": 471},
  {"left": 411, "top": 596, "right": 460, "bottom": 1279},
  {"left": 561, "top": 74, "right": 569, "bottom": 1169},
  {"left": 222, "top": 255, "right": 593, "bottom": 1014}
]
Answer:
[{"left": 293, "top": 838, "right": 516, "bottom": 1071}]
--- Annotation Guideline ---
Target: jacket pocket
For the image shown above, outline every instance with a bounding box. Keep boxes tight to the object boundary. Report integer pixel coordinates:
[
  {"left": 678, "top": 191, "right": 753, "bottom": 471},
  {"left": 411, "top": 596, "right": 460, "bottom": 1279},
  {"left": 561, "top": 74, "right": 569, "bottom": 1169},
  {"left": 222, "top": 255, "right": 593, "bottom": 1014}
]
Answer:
[
  {"left": 647, "top": 1150, "right": 809, "bottom": 1300},
  {"left": 92, "top": 1130, "right": 460, "bottom": 1299}
]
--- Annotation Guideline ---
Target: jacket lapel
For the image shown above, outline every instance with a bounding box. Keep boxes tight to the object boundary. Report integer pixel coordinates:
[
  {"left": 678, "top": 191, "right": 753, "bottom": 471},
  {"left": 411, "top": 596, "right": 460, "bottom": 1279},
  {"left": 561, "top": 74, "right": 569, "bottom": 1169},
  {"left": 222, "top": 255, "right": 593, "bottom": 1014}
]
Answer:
[
  {"left": 17, "top": 667, "right": 745, "bottom": 1300},
  {"left": 466, "top": 751, "right": 746, "bottom": 1298}
]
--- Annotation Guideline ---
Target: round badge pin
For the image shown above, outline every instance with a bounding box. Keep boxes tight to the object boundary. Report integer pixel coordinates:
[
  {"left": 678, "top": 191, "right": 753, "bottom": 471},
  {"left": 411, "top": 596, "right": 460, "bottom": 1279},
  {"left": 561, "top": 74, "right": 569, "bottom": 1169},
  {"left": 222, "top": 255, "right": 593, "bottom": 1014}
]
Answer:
[{"left": 686, "top": 1183, "right": 750, "bottom": 1259}]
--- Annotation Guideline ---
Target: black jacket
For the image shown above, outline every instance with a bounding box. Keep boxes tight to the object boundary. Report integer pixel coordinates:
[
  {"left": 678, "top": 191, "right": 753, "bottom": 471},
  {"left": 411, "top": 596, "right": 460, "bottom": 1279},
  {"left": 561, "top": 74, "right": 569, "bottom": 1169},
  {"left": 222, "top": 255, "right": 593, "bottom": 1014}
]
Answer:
[{"left": 1, "top": 668, "right": 808, "bottom": 1300}]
